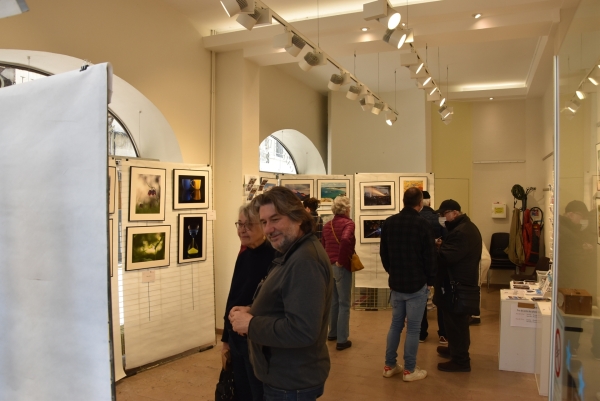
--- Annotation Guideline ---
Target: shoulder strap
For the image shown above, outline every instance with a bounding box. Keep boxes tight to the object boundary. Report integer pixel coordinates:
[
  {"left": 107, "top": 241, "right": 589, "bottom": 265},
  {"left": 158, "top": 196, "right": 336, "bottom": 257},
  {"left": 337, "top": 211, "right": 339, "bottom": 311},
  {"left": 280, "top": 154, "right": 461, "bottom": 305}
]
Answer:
[{"left": 330, "top": 221, "right": 340, "bottom": 244}]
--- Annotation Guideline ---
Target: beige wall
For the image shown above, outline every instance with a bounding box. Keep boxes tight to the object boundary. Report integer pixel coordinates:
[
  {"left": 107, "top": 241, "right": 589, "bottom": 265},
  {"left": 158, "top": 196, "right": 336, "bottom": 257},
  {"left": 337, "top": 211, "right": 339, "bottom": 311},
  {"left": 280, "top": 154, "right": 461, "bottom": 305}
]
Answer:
[
  {"left": 328, "top": 88, "right": 428, "bottom": 175},
  {"left": 259, "top": 66, "right": 328, "bottom": 166},
  {"left": 432, "top": 99, "right": 547, "bottom": 251},
  {"left": 0, "top": 0, "right": 212, "bottom": 164}
]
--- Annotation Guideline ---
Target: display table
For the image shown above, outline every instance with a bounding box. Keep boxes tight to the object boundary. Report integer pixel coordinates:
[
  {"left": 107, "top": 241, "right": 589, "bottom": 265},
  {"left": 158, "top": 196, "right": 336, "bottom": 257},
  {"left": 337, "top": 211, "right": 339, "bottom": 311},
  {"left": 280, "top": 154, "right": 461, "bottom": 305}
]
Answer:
[{"left": 498, "top": 290, "right": 551, "bottom": 382}]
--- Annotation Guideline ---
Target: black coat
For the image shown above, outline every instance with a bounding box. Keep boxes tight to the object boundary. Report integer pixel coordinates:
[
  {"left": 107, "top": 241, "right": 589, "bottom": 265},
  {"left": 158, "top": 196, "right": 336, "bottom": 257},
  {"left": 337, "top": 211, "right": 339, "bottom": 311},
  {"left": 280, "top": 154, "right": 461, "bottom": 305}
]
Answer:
[{"left": 434, "top": 214, "right": 482, "bottom": 306}]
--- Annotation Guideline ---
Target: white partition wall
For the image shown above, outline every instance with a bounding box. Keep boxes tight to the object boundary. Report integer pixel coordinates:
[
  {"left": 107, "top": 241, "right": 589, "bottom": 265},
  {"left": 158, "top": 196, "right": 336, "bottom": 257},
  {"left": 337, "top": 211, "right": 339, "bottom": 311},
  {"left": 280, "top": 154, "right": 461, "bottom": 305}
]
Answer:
[
  {"left": 0, "top": 64, "right": 113, "bottom": 400},
  {"left": 119, "top": 160, "right": 215, "bottom": 369}
]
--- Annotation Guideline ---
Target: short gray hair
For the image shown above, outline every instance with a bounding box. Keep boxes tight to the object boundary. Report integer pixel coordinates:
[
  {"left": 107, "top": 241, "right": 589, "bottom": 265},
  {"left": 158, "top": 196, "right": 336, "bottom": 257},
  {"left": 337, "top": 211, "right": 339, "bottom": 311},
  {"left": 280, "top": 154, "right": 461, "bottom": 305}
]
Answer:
[
  {"left": 238, "top": 203, "right": 260, "bottom": 223},
  {"left": 331, "top": 196, "right": 351, "bottom": 215}
]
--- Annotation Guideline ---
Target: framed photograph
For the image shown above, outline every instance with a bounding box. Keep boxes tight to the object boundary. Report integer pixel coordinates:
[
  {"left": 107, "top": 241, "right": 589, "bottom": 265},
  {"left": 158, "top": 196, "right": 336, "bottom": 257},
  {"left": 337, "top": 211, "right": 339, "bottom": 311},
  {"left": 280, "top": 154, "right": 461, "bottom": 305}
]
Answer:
[
  {"left": 317, "top": 179, "right": 350, "bottom": 207},
  {"left": 129, "top": 166, "right": 166, "bottom": 221},
  {"left": 178, "top": 213, "right": 207, "bottom": 263},
  {"left": 173, "top": 169, "right": 209, "bottom": 210},
  {"left": 360, "top": 215, "right": 390, "bottom": 243},
  {"left": 281, "top": 179, "right": 313, "bottom": 201},
  {"left": 399, "top": 176, "right": 428, "bottom": 194},
  {"left": 108, "top": 166, "right": 117, "bottom": 214},
  {"left": 245, "top": 175, "right": 258, "bottom": 192},
  {"left": 260, "top": 177, "right": 276, "bottom": 192},
  {"left": 125, "top": 225, "right": 171, "bottom": 271},
  {"left": 360, "top": 181, "right": 396, "bottom": 210},
  {"left": 108, "top": 218, "right": 114, "bottom": 277}
]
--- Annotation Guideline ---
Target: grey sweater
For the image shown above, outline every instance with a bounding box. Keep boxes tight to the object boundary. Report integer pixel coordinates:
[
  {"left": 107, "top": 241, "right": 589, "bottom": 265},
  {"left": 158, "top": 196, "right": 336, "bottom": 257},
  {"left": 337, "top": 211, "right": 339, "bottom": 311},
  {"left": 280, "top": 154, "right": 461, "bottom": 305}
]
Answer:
[{"left": 248, "top": 233, "right": 333, "bottom": 390}]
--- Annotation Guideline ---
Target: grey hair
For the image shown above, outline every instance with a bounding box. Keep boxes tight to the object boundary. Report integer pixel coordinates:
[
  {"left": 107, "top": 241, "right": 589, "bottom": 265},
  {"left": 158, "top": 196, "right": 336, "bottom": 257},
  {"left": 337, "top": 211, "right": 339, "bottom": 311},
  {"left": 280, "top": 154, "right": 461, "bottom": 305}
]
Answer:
[
  {"left": 238, "top": 203, "right": 260, "bottom": 223},
  {"left": 331, "top": 196, "right": 351, "bottom": 215}
]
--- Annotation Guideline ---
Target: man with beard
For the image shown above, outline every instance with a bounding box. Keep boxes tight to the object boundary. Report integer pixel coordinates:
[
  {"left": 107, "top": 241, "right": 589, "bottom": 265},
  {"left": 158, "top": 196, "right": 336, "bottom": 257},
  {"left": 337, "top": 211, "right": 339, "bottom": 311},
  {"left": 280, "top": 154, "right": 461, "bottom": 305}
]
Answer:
[
  {"left": 434, "top": 199, "right": 481, "bottom": 372},
  {"left": 229, "top": 186, "right": 333, "bottom": 400}
]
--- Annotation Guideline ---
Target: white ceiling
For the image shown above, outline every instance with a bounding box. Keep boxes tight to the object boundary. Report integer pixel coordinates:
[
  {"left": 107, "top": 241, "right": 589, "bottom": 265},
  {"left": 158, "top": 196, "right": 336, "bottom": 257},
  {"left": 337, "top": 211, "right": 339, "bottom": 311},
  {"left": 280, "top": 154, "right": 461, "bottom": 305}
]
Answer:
[{"left": 163, "top": 0, "right": 571, "bottom": 102}]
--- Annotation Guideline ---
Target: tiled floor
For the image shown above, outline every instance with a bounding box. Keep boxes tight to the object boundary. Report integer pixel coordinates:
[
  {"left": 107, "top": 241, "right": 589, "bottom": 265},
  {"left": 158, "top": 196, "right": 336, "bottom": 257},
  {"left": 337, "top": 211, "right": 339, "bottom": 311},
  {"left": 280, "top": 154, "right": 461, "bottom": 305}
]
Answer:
[{"left": 116, "top": 286, "right": 543, "bottom": 401}]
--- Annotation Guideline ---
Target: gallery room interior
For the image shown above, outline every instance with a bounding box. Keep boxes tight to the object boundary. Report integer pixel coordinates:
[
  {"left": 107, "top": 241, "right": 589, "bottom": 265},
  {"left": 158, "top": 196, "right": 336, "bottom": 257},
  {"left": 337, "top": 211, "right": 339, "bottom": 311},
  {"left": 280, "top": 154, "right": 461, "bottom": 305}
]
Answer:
[{"left": 0, "top": 0, "right": 599, "bottom": 399}]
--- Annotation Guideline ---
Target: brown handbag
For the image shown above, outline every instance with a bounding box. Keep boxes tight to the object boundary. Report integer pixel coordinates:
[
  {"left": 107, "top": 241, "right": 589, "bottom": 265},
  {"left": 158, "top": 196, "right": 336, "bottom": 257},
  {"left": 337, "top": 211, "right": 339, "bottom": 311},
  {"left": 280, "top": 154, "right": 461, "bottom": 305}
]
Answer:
[{"left": 330, "top": 221, "right": 364, "bottom": 272}]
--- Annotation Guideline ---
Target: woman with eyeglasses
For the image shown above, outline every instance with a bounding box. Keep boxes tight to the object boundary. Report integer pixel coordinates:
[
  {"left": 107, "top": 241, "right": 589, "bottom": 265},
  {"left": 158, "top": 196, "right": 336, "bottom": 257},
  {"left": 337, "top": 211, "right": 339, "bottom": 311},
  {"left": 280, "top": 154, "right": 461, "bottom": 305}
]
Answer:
[{"left": 221, "top": 204, "right": 276, "bottom": 401}]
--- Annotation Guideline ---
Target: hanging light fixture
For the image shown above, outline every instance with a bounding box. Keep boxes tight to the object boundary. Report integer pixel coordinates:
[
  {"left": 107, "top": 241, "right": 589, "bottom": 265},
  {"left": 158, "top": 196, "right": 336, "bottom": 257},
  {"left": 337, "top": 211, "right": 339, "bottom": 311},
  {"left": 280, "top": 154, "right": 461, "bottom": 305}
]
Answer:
[
  {"left": 382, "top": 28, "right": 413, "bottom": 49},
  {"left": 575, "top": 90, "right": 586, "bottom": 100},
  {"left": 220, "top": 0, "right": 255, "bottom": 17},
  {"left": 347, "top": 84, "right": 362, "bottom": 100},
  {"left": 236, "top": 7, "right": 272, "bottom": 30},
  {"left": 328, "top": 71, "right": 350, "bottom": 91},
  {"left": 363, "top": 0, "right": 401, "bottom": 29},
  {"left": 385, "top": 112, "right": 397, "bottom": 125},
  {"left": 299, "top": 51, "right": 326, "bottom": 71}
]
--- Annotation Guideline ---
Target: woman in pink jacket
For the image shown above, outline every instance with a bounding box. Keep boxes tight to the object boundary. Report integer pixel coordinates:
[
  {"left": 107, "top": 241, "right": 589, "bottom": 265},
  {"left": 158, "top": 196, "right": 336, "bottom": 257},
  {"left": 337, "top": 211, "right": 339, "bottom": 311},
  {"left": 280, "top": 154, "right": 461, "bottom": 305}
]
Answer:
[{"left": 321, "top": 196, "right": 356, "bottom": 351}]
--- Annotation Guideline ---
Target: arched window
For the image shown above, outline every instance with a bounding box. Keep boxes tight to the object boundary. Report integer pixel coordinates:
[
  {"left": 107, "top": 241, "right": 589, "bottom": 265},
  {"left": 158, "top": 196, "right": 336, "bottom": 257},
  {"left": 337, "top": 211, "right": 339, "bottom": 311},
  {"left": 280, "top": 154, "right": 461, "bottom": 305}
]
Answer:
[
  {"left": 259, "top": 135, "right": 298, "bottom": 174},
  {"left": 0, "top": 63, "right": 138, "bottom": 157}
]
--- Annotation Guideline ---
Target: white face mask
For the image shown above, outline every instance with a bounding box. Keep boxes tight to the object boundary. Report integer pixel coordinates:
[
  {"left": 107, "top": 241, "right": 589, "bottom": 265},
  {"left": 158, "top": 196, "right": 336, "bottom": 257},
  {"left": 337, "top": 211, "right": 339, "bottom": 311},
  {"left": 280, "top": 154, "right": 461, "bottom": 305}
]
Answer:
[
  {"left": 438, "top": 217, "right": 446, "bottom": 226},
  {"left": 580, "top": 219, "right": 589, "bottom": 230}
]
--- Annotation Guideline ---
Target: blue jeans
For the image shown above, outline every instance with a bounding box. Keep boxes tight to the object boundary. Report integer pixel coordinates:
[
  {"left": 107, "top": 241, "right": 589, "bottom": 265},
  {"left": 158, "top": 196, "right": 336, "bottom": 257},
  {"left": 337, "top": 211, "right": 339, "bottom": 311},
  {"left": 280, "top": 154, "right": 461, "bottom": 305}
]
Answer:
[
  {"left": 328, "top": 265, "right": 352, "bottom": 343},
  {"left": 263, "top": 383, "right": 324, "bottom": 400},
  {"left": 227, "top": 329, "right": 263, "bottom": 401},
  {"left": 385, "top": 285, "right": 429, "bottom": 372}
]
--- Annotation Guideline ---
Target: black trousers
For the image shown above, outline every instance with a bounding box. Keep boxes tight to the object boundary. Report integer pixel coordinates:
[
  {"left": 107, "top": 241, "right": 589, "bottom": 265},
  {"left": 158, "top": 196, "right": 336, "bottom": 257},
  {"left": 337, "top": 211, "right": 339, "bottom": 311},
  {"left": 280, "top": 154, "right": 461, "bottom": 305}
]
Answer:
[
  {"left": 420, "top": 303, "right": 446, "bottom": 339},
  {"left": 442, "top": 306, "right": 471, "bottom": 367}
]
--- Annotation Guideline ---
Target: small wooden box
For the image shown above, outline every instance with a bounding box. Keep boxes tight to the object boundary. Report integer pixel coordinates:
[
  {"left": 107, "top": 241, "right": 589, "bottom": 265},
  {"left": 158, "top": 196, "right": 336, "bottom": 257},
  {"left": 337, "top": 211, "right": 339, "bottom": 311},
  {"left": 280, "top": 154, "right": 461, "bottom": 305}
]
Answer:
[{"left": 557, "top": 288, "right": 592, "bottom": 316}]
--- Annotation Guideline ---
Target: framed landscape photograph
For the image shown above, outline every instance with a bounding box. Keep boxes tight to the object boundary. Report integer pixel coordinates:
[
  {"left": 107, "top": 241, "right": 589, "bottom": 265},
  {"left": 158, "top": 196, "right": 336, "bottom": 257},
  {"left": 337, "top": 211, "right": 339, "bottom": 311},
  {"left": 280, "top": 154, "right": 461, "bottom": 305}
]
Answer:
[
  {"left": 281, "top": 179, "right": 313, "bottom": 201},
  {"left": 360, "top": 181, "right": 396, "bottom": 210},
  {"left": 178, "top": 213, "right": 207, "bottom": 263},
  {"left": 360, "top": 215, "right": 390, "bottom": 243},
  {"left": 259, "top": 177, "right": 275, "bottom": 192},
  {"left": 173, "top": 169, "right": 209, "bottom": 210},
  {"left": 317, "top": 179, "right": 350, "bottom": 207},
  {"left": 129, "top": 166, "right": 166, "bottom": 221},
  {"left": 108, "top": 166, "right": 117, "bottom": 214},
  {"left": 399, "top": 176, "right": 428, "bottom": 194},
  {"left": 125, "top": 225, "right": 171, "bottom": 271}
]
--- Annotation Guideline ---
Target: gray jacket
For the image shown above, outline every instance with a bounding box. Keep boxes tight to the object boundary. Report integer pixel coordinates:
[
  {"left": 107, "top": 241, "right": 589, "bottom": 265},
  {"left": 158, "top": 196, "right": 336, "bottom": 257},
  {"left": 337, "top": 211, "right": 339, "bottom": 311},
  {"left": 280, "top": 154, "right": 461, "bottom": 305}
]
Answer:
[{"left": 248, "top": 233, "right": 333, "bottom": 390}]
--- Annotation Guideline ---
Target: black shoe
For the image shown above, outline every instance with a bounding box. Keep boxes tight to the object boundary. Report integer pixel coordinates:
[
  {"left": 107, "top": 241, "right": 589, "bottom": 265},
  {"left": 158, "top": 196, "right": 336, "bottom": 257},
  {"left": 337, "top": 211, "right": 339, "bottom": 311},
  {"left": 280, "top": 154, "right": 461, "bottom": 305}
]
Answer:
[
  {"left": 327, "top": 336, "right": 337, "bottom": 341},
  {"left": 336, "top": 341, "right": 352, "bottom": 350},
  {"left": 469, "top": 317, "right": 480, "bottom": 325},
  {"left": 438, "top": 361, "right": 471, "bottom": 372},
  {"left": 437, "top": 346, "right": 451, "bottom": 358}
]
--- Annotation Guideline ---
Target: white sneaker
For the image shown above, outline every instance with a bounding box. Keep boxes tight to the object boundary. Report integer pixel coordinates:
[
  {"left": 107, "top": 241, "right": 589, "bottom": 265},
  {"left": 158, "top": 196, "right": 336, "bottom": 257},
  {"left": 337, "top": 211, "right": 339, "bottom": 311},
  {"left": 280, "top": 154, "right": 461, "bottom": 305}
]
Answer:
[
  {"left": 403, "top": 366, "right": 427, "bottom": 382},
  {"left": 383, "top": 364, "right": 403, "bottom": 378},
  {"left": 439, "top": 336, "right": 448, "bottom": 345}
]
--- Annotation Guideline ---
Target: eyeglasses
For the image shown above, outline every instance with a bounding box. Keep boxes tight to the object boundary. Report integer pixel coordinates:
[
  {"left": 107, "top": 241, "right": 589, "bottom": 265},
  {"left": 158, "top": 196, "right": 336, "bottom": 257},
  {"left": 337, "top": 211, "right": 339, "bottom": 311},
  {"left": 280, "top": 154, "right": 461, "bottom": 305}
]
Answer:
[{"left": 235, "top": 222, "right": 254, "bottom": 231}]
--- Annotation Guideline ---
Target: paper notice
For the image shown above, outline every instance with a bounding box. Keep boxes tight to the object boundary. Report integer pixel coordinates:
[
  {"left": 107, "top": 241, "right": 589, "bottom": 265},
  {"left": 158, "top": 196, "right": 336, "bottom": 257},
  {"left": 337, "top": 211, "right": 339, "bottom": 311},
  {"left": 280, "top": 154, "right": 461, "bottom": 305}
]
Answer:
[{"left": 510, "top": 303, "right": 539, "bottom": 328}]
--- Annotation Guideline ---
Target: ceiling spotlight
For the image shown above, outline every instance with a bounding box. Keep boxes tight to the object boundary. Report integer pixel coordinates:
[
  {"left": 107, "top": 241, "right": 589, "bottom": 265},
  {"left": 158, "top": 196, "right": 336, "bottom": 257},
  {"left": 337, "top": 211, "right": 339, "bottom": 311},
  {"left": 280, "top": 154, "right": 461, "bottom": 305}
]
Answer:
[
  {"left": 427, "top": 89, "right": 440, "bottom": 101},
  {"left": 383, "top": 28, "right": 413, "bottom": 49},
  {"left": 566, "top": 99, "right": 580, "bottom": 113},
  {"left": 299, "top": 51, "right": 325, "bottom": 71},
  {"left": 489, "top": 97, "right": 494, "bottom": 100},
  {"left": 284, "top": 34, "right": 306, "bottom": 57},
  {"left": 439, "top": 97, "right": 446, "bottom": 107},
  {"left": 372, "top": 102, "right": 384, "bottom": 115},
  {"left": 328, "top": 72, "right": 350, "bottom": 90},
  {"left": 408, "top": 63, "right": 427, "bottom": 78},
  {"left": 221, "top": 0, "right": 255, "bottom": 17},
  {"left": 473, "top": 13, "right": 482, "bottom": 19},
  {"left": 575, "top": 90, "right": 586, "bottom": 100},
  {"left": 417, "top": 76, "right": 434, "bottom": 88},
  {"left": 378, "top": 6, "right": 401, "bottom": 30},
  {"left": 400, "top": 52, "right": 420, "bottom": 66},
  {"left": 361, "top": 27, "right": 369, "bottom": 32},
  {"left": 347, "top": 85, "right": 362, "bottom": 100},
  {"left": 237, "top": 7, "right": 272, "bottom": 30},
  {"left": 588, "top": 77, "right": 598, "bottom": 85},
  {"left": 385, "top": 112, "right": 397, "bottom": 126},
  {"left": 429, "top": 87, "right": 437, "bottom": 96},
  {"left": 359, "top": 94, "right": 375, "bottom": 111},
  {"left": 442, "top": 113, "right": 453, "bottom": 125},
  {"left": 439, "top": 105, "right": 453, "bottom": 119}
]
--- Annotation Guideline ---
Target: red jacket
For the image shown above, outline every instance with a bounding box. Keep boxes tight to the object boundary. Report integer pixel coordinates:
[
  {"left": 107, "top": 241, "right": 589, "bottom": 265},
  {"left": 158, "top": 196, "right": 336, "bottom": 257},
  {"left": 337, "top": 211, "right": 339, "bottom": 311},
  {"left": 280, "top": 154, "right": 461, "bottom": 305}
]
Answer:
[{"left": 321, "top": 214, "right": 356, "bottom": 271}]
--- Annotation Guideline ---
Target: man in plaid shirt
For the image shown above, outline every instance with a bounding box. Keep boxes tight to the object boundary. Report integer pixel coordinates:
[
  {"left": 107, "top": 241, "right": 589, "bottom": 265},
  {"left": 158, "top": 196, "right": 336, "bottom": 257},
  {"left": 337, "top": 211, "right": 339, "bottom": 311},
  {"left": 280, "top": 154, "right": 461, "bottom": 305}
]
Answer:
[{"left": 379, "top": 187, "right": 437, "bottom": 382}]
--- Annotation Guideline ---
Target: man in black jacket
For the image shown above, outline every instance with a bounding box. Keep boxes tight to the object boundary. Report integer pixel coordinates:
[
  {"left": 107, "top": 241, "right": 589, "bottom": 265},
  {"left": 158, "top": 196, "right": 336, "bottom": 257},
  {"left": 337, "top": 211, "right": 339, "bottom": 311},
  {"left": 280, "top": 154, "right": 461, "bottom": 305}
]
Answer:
[
  {"left": 434, "top": 199, "right": 481, "bottom": 373},
  {"left": 380, "top": 187, "right": 436, "bottom": 382}
]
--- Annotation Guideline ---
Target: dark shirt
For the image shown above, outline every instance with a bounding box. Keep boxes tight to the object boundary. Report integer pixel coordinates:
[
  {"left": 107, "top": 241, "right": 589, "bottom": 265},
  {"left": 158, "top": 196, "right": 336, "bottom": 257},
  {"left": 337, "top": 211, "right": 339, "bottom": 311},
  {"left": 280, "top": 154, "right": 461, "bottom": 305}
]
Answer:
[
  {"left": 221, "top": 241, "right": 276, "bottom": 343},
  {"left": 380, "top": 207, "right": 437, "bottom": 293},
  {"left": 311, "top": 211, "right": 323, "bottom": 240},
  {"left": 420, "top": 205, "right": 448, "bottom": 239}
]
